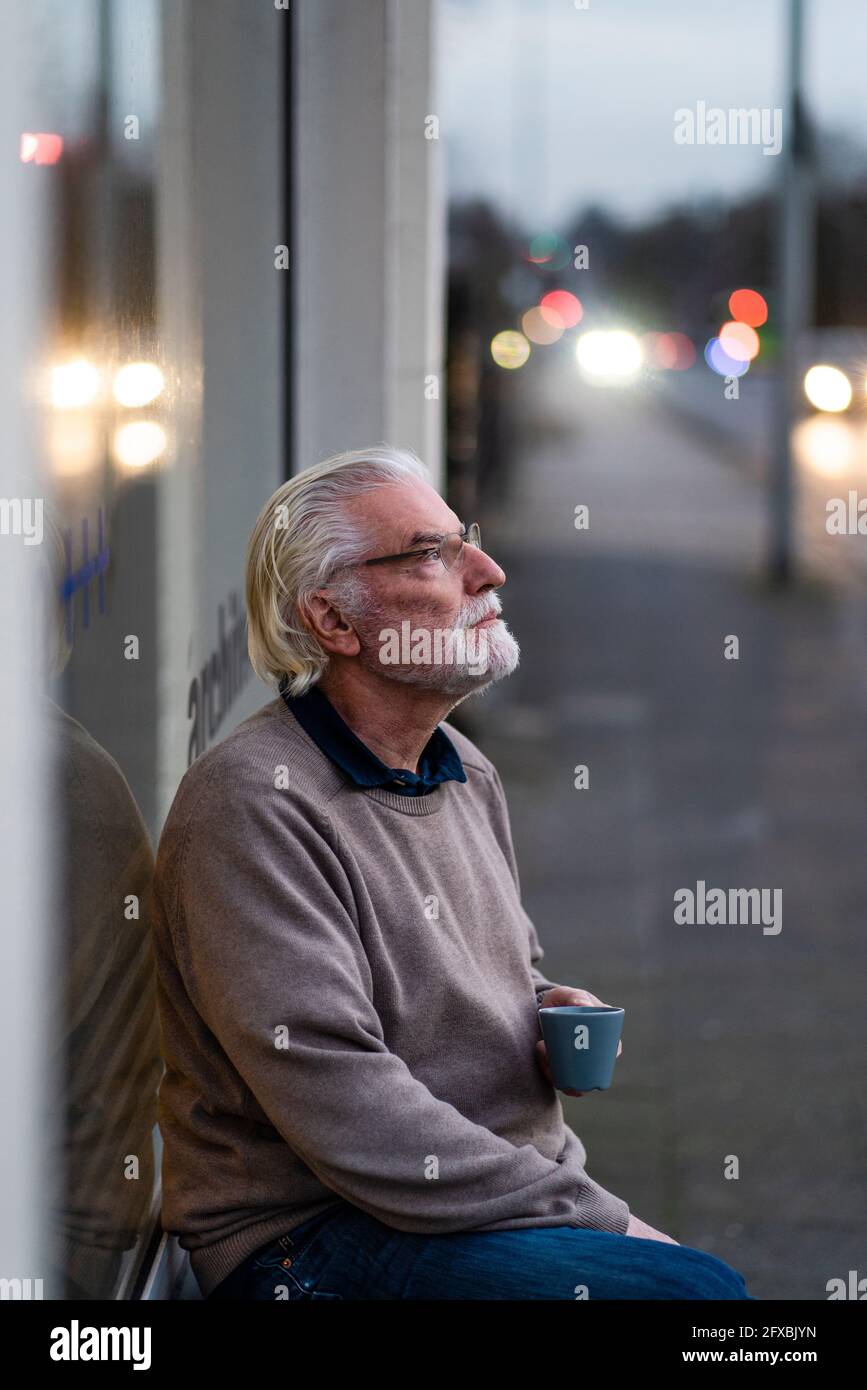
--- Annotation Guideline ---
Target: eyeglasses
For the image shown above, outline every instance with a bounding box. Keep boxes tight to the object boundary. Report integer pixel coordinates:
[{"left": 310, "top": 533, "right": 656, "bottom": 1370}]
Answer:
[{"left": 360, "top": 522, "right": 482, "bottom": 573}]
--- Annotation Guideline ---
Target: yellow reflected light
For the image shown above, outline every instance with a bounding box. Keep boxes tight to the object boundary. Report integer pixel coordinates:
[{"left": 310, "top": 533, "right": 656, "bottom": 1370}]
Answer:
[
  {"left": 804, "top": 365, "right": 852, "bottom": 413},
  {"left": 51, "top": 358, "right": 100, "bottom": 409},
  {"left": 575, "top": 330, "right": 643, "bottom": 382},
  {"left": 113, "top": 361, "right": 165, "bottom": 408},
  {"left": 47, "top": 415, "right": 101, "bottom": 479},
  {"left": 113, "top": 421, "right": 167, "bottom": 469},
  {"left": 491, "top": 331, "right": 531, "bottom": 369}
]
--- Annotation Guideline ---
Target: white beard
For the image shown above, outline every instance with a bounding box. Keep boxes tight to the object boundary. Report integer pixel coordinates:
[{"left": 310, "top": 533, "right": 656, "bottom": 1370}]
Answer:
[
  {"left": 379, "top": 618, "right": 520, "bottom": 696},
  {"left": 333, "top": 577, "right": 521, "bottom": 698}
]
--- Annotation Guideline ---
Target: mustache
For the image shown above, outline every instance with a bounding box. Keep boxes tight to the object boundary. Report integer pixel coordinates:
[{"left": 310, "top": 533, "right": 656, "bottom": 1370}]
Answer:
[
  {"left": 352, "top": 590, "right": 505, "bottom": 631},
  {"left": 456, "top": 595, "right": 503, "bottom": 628}
]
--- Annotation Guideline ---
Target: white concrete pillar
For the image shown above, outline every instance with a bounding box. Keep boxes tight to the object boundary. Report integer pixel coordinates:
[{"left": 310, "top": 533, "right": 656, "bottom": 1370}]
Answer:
[{"left": 293, "top": 0, "right": 445, "bottom": 484}]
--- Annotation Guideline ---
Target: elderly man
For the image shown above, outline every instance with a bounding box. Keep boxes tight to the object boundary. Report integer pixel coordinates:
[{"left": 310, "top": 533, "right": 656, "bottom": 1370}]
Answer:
[{"left": 152, "top": 445, "right": 754, "bottom": 1301}]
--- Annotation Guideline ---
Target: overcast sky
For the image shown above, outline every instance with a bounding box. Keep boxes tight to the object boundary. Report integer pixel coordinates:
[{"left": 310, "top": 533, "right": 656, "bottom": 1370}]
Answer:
[{"left": 439, "top": 0, "right": 867, "bottom": 228}]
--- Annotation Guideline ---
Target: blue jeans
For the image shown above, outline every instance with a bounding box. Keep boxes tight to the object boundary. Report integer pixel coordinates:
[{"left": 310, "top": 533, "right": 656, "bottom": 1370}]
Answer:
[{"left": 206, "top": 1202, "right": 756, "bottom": 1301}]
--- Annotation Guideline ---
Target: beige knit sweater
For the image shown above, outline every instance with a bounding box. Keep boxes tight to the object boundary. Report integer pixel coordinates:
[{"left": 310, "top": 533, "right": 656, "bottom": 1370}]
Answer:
[{"left": 151, "top": 696, "right": 629, "bottom": 1296}]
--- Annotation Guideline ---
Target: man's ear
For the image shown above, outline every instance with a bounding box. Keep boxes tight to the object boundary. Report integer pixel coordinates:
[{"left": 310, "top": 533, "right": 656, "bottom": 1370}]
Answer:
[{"left": 300, "top": 591, "right": 361, "bottom": 657}]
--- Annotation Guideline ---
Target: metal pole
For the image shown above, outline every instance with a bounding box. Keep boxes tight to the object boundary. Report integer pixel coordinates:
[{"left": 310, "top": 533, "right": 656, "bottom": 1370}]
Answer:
[{"left": 770, "top": 0, "right": 814, "bottom": 585}]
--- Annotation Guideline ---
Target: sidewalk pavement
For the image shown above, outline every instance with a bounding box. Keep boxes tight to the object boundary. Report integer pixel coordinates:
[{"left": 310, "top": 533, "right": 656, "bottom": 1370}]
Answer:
[{"left": 456, "top": 352, "right": 867, "bottom": 1300}]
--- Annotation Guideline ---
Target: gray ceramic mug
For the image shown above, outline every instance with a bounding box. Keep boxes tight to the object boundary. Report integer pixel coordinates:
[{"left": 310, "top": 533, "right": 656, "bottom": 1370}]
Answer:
[{"left": 538, "top": 1005, "right": 625, "bottom": 1092}]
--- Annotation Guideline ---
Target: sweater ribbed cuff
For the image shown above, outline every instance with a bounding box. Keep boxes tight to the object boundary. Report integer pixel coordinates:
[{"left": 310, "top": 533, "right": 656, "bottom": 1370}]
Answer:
[{"left": 574, "top": 1176, "right": 631, "bottom": 1236}]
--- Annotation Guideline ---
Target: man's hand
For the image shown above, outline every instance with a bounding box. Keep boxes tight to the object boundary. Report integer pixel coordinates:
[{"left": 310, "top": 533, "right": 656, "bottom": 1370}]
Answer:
[
  {"left": 626, "top": 1213, "right": 679, "bottom": 1244},
  {"left": 535, "top": 986, "right": 623, "bottom": 1098}
]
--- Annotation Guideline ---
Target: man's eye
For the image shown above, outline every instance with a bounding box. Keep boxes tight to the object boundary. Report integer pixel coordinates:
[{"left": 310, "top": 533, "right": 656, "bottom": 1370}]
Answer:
[{"left": 419, "top": 548, "right": 440, "bottom": 563}]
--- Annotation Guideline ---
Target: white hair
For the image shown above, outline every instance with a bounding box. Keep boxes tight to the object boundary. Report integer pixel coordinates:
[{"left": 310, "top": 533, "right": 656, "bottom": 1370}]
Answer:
[{"left": 245, "top": 443, "right": 431, "bottom": 695}]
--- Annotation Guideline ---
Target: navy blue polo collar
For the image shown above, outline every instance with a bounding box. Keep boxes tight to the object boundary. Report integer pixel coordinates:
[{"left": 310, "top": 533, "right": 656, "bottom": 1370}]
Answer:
[{"left": 278, "top": 677, "right": 467, "bottom": 796}]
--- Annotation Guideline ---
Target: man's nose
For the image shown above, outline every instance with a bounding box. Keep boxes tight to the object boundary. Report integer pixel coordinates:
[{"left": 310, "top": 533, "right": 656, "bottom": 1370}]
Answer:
[{"left": 463, "top": 544, "right": 505, "bottom": 591}]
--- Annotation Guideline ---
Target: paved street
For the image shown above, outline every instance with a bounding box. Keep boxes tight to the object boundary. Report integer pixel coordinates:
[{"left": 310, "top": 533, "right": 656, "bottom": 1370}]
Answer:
[{"left": 455, "top": 351, "right": 867, "bottom": 1300}]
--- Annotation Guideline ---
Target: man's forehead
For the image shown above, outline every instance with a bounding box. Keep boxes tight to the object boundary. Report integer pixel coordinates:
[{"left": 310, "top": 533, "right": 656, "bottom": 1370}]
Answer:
[{"left": 349, "top": 480, "right": 460, "bottom": 544}]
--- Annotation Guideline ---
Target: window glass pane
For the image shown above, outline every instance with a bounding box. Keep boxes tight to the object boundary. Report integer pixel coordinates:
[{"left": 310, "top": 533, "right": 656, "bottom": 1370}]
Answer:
[{"left": 33, "top": 0, "right": 163, "bottom": 1301}]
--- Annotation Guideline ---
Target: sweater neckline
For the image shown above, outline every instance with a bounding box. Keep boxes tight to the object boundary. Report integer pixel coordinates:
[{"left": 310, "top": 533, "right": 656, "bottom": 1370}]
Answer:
[
  {"left": 359, "top": 784, "right": 445, "bottom": 815},
  {"left": 269, "top": 698, "right": 446, "bottom": 815}
]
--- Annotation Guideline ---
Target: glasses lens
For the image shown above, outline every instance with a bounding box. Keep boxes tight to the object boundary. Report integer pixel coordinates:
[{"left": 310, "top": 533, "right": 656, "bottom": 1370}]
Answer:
[
  {"left": 440, "top": 534, "right": 463, "bottom": 570},
  {"left": 441, "top": 525, "right": 481, "bottom": 570},
  {"left": 444, "top": 525, "right": 481, "bottom": 570}
]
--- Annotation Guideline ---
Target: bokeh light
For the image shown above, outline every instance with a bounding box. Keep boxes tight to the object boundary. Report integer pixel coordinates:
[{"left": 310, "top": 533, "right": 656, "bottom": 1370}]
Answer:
[
  {"left": 522, "top": 307, "right": 564, "bottom": 345},
  {"left": 20, "top": 132, "right": 63, "bottom": 165},
  {"left": 113, "top": 421, "right": 168, "bottom": 468},
  {"left": 666, "top": 332, "right": 695, "bottom": 370},
  {"left": 719, "top": 320, "right": 760, "bottom": 362},
  {"left": 643, "top": 331, "right": 695, "bottom": 370},
  {"left": 540, "top": 290, "right": 583, "bottom": 328},
  {"left": 526, "top": 233, "right": 571, "bottom": 271},
  {"left": 51, "top": 359, "right": 100, "bottom": 409},
  {"left": 704, "top": 337, "right": 749, "bottom": 377},
  {"left": 728, "top": 288, "right": 768, "bottom": 328},
  {"left": 793, "top": 417, "right": 856, "bottom": 477},
  {"left": 576, "top": 330, "right": 643, "bottom": 382},
  {"left": 804, "top": 365, "right": 852, "bottom": 413},
  {"left": 640, "top": 331, "right": 663, "bottom": 364},
  {"left": 491, "top": 330, "right": 531, "bottom": 370},
  {"left": 113, "top": 362, "right": 165, "bottom": 408},
  {"left": 47, "top": 416, "right": 101, "bottom": 479},
  {"left": 538, "top": 303, "right": 565, "bottom": 330}
]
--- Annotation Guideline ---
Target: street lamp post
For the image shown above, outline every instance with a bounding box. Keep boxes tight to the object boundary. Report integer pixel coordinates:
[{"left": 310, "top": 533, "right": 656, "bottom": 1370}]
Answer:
[{"left": 769, "top": 0, "right": 815, "bottom": 586}]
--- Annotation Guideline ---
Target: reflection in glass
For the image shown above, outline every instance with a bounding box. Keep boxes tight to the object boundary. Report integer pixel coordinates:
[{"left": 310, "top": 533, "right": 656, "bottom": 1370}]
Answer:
[{"left": 27, "top": 0, "right": 165, "bottom": 1299}]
